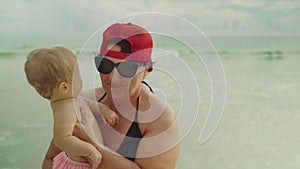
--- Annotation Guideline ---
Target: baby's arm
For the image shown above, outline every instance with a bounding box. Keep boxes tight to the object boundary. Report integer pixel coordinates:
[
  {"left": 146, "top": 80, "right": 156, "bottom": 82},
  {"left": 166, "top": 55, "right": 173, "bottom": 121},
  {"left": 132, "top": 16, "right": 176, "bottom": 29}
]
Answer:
[
  {"left": 53, "top": 101, "right": 102, "bottom": 168},
  {"left": 83, "top": 97, "right": 119, "bottom": 126}
]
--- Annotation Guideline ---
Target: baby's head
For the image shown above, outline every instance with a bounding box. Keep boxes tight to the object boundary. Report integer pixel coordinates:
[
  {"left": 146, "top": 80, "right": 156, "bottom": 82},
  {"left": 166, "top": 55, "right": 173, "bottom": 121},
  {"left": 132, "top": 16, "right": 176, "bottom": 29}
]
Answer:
[{"left": 24, "top": 46, "right": 80, "bottom": 100}]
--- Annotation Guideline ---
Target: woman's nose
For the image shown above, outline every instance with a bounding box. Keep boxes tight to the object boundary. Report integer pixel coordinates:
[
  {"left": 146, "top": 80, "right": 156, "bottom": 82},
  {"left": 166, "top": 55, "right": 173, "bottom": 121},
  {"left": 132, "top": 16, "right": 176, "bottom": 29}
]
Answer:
[{"left": 109, "top": 67, "right": 123, "bottom": 80}]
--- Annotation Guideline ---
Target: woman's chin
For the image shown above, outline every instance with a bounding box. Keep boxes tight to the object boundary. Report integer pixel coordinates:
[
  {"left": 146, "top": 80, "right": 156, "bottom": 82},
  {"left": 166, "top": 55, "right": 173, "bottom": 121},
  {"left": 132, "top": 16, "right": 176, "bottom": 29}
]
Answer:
[{"left": 109, "top": 89, "right": 128, "bottom": 99}]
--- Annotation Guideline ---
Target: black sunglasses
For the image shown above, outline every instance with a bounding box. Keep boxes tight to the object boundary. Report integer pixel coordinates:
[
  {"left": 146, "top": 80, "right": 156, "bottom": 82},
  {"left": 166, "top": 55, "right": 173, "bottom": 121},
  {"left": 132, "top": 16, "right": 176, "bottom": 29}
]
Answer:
[{"left": 94, "top": 55, "right": 146, "bottom": 78}]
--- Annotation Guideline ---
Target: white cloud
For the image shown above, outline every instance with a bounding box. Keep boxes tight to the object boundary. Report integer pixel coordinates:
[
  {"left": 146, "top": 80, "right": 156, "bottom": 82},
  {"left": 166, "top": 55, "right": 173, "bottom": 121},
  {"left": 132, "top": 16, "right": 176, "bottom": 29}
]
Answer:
[
  {"left": 202, "top": 8, "right": 252, "bottom": 20},
  {"left": 265, "top": 1, "right": 300, "bottom": 11},
  {"left": 0, "top": 0, "right": 131, "bottom": 35},
  {"left": 0, "top": 0, "right": 298, "bottom": 36},
  {"left": 224, "top": 0, "right": 266, "bottom": 8}
]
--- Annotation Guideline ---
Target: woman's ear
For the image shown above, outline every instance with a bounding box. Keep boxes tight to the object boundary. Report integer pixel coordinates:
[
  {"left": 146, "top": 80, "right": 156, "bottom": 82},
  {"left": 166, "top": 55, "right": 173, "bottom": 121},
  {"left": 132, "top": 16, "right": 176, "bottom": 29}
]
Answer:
[
  {"left": 146, "top": 62, "right": 153, "bottom": 73},
  {"left": 57, "top": 81, "right": 70, "bottom": 94},
  {"left": 143, "top": 68, "right": 148, "bottom": 79}
]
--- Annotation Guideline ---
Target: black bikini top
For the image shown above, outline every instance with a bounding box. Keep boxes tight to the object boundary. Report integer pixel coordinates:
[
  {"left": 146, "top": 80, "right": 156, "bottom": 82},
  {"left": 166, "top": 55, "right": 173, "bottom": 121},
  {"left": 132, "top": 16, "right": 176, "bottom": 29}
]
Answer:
[{"left": 97, "top": 81, "right": 153, "bottom": 161}]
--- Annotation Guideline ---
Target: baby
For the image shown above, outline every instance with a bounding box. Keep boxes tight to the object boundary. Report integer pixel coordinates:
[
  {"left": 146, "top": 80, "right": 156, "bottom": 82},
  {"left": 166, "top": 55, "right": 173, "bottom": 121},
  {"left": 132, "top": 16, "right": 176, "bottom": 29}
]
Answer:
[{"left": 24, "top": 46, "right": 119, "bottom": 169}]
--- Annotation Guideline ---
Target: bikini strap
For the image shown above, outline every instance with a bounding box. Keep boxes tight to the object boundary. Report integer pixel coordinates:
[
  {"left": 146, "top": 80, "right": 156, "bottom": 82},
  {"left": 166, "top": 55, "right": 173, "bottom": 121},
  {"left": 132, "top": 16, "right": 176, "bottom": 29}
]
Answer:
[
  {"left": 98, "top": 92, "right": 139, "bottom": 122},
  {"left": 98, "top": 81, "right": 152, "bottom": 103},
  {"left": 134, "top": 95, "right": 140, "bottom": 121},
  {"left": 142, "top": 81, "right": 154, "bottom": 93},
  {"left": 98, "top": 92, "right": 107, "bottom": 102}
]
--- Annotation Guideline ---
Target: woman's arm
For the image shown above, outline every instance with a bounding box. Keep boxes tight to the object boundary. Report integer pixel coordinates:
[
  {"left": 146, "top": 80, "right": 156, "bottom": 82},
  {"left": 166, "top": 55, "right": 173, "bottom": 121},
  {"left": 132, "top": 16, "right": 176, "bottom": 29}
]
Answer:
[
  {"left": 135, "top": 144, "right": 180, "bottom": 169},
  {"left": 96, "top": 146, "right": 142, "bottom": 169},
  {"left": 43, "top": 126, "right": 142, "bottom": 169},
  {"left": 42, "top": 138, "right": 61, "bottom": 169},
  {"left": 80, "top": 88, "right": 180, "bottom": 168},
  {"left": 73, "top": 123, "right": 141, "bottom": 169},
  {"left": 135, "top": 104, "right": 180, "bottom": 169}
]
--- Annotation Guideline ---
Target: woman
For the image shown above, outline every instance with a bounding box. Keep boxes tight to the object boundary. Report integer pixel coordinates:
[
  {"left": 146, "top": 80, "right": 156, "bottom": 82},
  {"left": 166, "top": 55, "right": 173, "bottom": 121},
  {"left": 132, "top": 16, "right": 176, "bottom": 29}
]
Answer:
[{"left": 43, "top": 23, "right": 180, "bottom": 169}]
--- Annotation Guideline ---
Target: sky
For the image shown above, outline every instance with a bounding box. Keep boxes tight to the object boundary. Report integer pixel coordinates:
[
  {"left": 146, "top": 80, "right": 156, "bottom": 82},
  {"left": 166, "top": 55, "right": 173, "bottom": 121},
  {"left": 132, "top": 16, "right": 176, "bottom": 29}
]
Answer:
[{"left": 0, "top": 0, "right": 299, "bottom": 36}]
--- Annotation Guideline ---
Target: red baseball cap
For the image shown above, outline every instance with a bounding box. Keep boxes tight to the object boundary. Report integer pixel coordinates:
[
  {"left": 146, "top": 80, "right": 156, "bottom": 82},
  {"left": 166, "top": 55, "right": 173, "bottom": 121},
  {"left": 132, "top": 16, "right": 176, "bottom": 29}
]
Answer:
[{"left": 100, "top": 23, "right": 153, "bottom": 63}]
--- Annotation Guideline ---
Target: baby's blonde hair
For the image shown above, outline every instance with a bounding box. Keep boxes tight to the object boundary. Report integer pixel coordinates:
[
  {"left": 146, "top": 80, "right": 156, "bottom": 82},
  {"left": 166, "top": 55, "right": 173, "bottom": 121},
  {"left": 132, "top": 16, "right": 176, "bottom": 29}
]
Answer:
[{"left": 24, "top": 46, "right": 77, "bottom": 99}]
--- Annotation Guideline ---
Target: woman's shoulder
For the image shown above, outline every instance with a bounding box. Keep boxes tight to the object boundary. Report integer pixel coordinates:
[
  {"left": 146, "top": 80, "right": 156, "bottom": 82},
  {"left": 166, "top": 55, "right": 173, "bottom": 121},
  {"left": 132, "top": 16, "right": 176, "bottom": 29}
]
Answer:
[
  {"left": 145, "top": 90, "right": 177, "bottom": 124},
  {"left": 140, "top": 90, "right": 178, "bottom": 138},
  {"left": 79, "top": 87, "right": 106, "bottom": 101}
]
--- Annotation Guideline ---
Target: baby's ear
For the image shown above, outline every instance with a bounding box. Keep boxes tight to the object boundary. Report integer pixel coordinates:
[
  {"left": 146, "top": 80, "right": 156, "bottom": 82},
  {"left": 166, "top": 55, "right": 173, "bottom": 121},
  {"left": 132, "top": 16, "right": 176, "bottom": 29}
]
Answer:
[{"left": 58, "top": 81, "right": 70, "bottom": 93}]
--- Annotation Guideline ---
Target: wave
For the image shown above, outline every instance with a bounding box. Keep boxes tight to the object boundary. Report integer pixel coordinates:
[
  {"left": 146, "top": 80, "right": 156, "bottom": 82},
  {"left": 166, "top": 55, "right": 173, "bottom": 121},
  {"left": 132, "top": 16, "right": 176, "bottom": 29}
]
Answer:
[
  {"left": 0, "top": 131, "right": 21, "bottom": 147},
  {"left": 254, "top": 51, "right": 284, "bottom": 60},
  {"left": 15, "top": 44, "right": 34, "bottom": 50},
  {"left": 0, "top": 51, "right": 18, "bottom": 58},
  {"left": 1, "top": 44, "right": 300, "bottom": 60},
  {"left": 203, "top": 50, "right": 300, "bottom": 55},
  {"left": 199, "top": 50, "right": 300, "bottom": 60}
]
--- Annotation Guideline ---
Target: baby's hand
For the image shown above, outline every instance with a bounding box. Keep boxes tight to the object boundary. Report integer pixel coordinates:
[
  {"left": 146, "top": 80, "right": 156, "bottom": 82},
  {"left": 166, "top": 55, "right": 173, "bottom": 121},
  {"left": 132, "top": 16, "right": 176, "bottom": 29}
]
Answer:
[
  {"left": 100, "top": 105, "right": 119, "bottom": 126},
  {"left": 87, "top": 149, "right": 102, "bottom": 169}
]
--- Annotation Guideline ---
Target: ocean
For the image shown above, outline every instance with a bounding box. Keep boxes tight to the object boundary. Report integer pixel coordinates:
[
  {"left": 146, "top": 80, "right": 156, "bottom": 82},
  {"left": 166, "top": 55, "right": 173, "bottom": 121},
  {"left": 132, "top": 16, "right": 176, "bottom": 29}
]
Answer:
[{"left": 0, "top": 35, "right": 299, "bottom": 169}]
